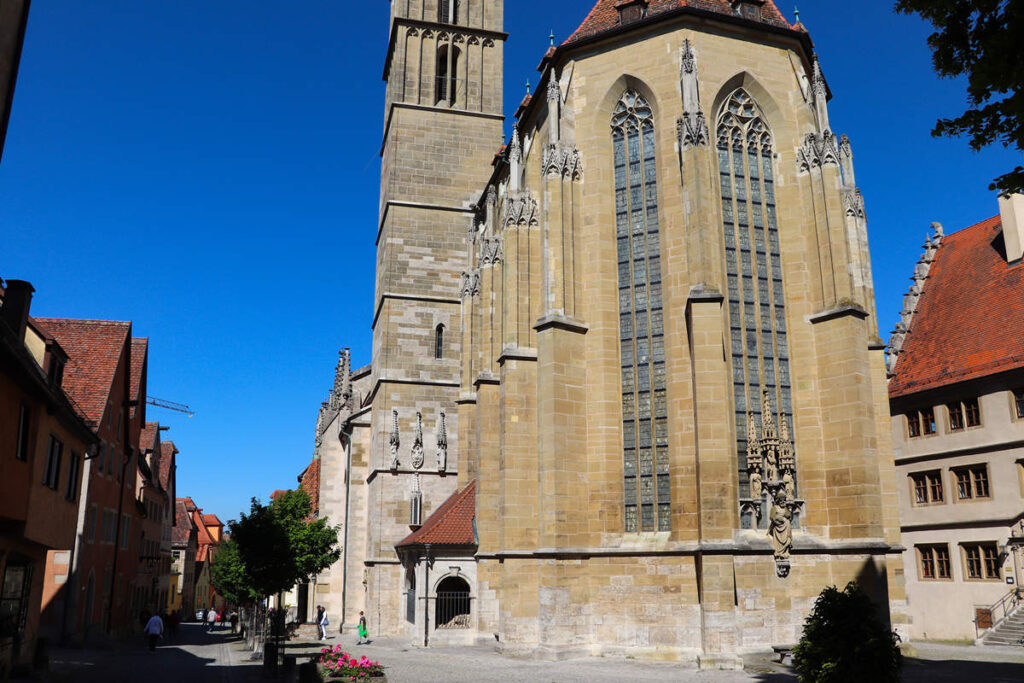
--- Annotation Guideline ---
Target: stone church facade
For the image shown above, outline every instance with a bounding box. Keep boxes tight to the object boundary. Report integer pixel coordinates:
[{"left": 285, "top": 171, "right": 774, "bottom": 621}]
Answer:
[{"left": 312, "top": 0, "right": 907, "bottom": 666}]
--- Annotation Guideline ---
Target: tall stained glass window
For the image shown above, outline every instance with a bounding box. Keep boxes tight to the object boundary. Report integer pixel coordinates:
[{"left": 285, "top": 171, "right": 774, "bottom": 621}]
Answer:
[
  {"left": 612, "top": 90, "right": 669, "bottom": 532},
  {"left": 716, "top": 89, "right": 794, "bottom": 498}
]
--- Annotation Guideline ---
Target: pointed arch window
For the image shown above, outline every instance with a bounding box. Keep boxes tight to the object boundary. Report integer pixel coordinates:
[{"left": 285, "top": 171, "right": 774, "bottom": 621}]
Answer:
[
  {"left": 434, "top": 324, "right": 445, "bottom": 360},
  {"left": 612, "top": 90, "right": 669, "bottom": 533},
  {"left": 436, "top": 44, "right": 460, "bottom": 107},
  {"left": 716, "top": 89, "right": 794, "bottom": 505}
]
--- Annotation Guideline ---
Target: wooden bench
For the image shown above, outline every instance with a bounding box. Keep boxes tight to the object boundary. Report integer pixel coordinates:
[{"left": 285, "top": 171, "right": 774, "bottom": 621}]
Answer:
[{"left": 772, "top": 644, "right": 797, "bottom": 666}]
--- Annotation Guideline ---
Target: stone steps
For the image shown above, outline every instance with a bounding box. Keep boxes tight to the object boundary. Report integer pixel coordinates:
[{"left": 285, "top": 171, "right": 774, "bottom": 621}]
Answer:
[{"left": 982, "top": 609, "right": 1024, "bottom": 646}]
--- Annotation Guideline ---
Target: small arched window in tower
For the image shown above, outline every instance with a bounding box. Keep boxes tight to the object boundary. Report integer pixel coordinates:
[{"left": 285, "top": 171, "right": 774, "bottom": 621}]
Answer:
[
  {"left": 436, "top": 45, "right": 460, "bottom": 107},
  {"left": 434, "top": 324, "right": 445, "bottom": 359},
  {"left": 438, "top": 0, "right": 459, "bottom": 24},
  {"left": 435, "top": 575, "right": 471, "bottom": 629}
]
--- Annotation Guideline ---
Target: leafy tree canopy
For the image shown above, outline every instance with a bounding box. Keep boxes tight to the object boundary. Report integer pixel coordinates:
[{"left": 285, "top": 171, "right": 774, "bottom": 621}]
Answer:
[
  {"left": 896, "top": 0, "right": 1023, "bottom": 194},
  {"left": 210, "top": 538, "right": 259, "bottom": 606},
  {"left": 226, "top": 489, "right": 341, "bottom": 600}
]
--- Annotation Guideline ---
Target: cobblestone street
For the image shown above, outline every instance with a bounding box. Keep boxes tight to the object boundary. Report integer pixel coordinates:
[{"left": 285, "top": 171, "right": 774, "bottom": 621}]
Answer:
[
  {"left": 40, "top": 623, "right": 261, "bottom": 683},
  {"left": 29, "top": 627, "right": 1024, "bottom": 682}
]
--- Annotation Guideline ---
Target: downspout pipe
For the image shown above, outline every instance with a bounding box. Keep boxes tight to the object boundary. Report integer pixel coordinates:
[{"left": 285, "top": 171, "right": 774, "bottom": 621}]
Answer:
[{"left": 339, "top": 424, "right": 352, "bottom": 634}]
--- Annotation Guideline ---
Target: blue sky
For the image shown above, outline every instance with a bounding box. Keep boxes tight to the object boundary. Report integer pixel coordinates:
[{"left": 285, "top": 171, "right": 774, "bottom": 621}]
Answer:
[{"left": 1, "top": 1, "right": 1019, "bottom": 524}]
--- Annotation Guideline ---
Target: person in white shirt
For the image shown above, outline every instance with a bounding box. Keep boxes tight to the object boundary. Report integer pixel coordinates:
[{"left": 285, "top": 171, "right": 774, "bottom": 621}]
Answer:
[{"left": 144, "top": 613, "right": 164, "bottom": 652}]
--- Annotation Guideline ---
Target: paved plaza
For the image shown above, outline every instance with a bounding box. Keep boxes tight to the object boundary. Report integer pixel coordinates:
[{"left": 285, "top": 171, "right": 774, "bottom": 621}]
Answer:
[{"left": 29, "top": 625, "right": 1024, "bottom": 682}]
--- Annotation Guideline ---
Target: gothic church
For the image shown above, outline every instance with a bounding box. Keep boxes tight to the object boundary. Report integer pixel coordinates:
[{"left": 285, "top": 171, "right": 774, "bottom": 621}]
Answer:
[{"left": 310, "top": 0, "right": 906, "bottom": 666}]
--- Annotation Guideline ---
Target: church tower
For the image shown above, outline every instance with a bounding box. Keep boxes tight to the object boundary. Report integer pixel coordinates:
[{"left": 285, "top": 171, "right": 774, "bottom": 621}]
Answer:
[{"left": 367, "top": 0, "right": 505, "bottom": 634}]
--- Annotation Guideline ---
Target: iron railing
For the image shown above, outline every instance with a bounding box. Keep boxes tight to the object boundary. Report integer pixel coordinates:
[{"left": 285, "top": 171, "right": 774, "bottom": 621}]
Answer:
[
  {"left": 974, "top": 587, "right": 1023, "bottom": 638},
  {"left": 435, "top": 591, "right": 471, "bottom": 629}
]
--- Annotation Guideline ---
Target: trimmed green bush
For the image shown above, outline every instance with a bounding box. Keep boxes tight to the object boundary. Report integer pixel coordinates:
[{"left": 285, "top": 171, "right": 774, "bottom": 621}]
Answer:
[{"left": 793, "top": 582, "right": 902, "bottom": 682}]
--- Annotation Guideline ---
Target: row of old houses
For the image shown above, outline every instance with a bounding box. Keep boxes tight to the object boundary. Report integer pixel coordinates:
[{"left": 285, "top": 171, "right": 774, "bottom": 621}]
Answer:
[{"left": 0, "top": 279, "right": 225, "bottom": 677}]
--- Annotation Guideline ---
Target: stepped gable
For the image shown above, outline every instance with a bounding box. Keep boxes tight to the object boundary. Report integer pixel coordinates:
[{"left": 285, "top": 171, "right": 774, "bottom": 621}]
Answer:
[
  {"left": 34, "top": 318, "right": 131, "bottom": 426},
  {"left": 396, "top": 480, "right": 477, "bottom": 548},
  {"left": 889, "top": 215, "right": 1024, "bottom": 397},
  {"left": 565, "top": 0, "right": 795, "bottom": 45}
]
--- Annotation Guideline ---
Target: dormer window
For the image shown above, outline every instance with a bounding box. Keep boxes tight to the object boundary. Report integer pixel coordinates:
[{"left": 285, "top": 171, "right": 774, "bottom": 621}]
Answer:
[
  {"left": 616, "top": 0, "right": 648, "bottom": 25},
  {"left": 733, "top": 0, "right": 764, "bottom": 21}
]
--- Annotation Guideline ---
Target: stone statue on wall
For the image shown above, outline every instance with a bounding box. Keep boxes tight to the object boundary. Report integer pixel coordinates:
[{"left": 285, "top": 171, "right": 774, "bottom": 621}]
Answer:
[
  {"left": 768, "top": 488, "right": 794, "bottom": 573},
  {"left": 411, "top": 411, "right": 424, "bottom": 470},
  {"left": 389, "top": 408, "right": 400, "bottom": 470},
  {"left": 436, "top": 410, "right": 448, "bottom": 473}
]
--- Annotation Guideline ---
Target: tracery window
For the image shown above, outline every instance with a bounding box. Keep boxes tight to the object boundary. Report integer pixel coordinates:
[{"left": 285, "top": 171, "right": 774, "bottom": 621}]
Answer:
[
  {"left": 716, "top": 89, "right": 794, "bottom": 499},
  {"left": 436, "top": 44, "right": 460, "bottom": 107},
  {"left": 612, "top": 90, "right": 670, "bottom": 532},
  {"left": 438, "top": 0, "right": 459, "bottom": 24}
]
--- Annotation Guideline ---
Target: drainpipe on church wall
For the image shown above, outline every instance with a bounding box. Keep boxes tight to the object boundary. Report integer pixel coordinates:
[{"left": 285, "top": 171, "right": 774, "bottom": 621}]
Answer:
[
  {"left": 339, "top": 425, "right": 352, "bottom": 633},
  {"left": 423, "top": 545, "right": 431, "bottom": 648}
]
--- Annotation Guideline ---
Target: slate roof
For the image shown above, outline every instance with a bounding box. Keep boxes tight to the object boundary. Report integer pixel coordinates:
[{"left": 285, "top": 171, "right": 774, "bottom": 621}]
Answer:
[
  {"left": 34, "top": 318, "right": 130, "bottom": 427},
  {"left": 889, "top": 215, "right": 1024, "bottom": 397},
  {"left": 565, "top": 0, "right": 794, "bottom": 45},
  {"left": 396, "top": 480, "right": 477, "bottom": 548}
]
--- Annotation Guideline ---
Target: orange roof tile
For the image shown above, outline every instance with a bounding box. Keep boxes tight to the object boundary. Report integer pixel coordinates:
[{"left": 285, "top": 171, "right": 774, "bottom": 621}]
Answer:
[
  {"left": 565, "top": 0, "right": 795, "bottom": 45},
  {"left": 889, "top": 216, "right": 1024, "bottom": 397},
  {"left": 397, "top": 480, "right": 477, "bottom": 548},
  {"left": 172, "top": 499, "right": 196, "bottom": 545},
  {"left": 34, "top": 318, "right": 130, "bottom": 427},
  {"left": 299, "top": 459, "right": 321, "bottom": 516}
]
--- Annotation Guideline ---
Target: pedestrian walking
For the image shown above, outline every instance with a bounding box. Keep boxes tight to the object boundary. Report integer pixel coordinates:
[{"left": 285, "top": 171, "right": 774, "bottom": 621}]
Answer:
[
  {"left": 167, "top": 610, "right": 179, "bottom": 639},
  {"left": 230, "top": 610, "right": 239, "bottom": 634},
  {"left": 317, "top": 605, "right": 329, "bottom": 640},
  {"left": 144, "top": 612, "right": 164, "bottom": 652},
  {"left": 356, "top": 611, "right": 367, "bottom": 645},
  {"left": 206, "top": 608, "right": 216, "bottom": 631}
]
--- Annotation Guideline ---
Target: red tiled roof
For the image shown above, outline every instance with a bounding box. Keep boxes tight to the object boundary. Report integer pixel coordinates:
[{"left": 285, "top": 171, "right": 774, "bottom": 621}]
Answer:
[
  {"left": 139, "top": 422, "right": 159, "bottom": 453},
  {"left": 172, "top": 499, "right": 196, "bottom": 545},
  {"left": 129, "top": 337, "right": 148, "bottom": 406},
  {"left": 34, "top": 318, "right": 130, "bottom": 427},
  {"left": 202, "top": 513, "right": 222, "bottom": 526},
  {"left": 396, "top": 480, "right": 477, "bottom": 548},
  {"left": 565, "top": 0, "right": 795, "bottom": 45},
  {"left": 299, "top": 459, "right": 321, "bottom": 516},
  {"left": 270, "top": 489, "right": 288, "bottom": 500},
  {"left": 158, "top": 441, "right": 177, "bottom": 492},
  {"left": 889, "top": 216, "right": 1024, "bottom": 397}
]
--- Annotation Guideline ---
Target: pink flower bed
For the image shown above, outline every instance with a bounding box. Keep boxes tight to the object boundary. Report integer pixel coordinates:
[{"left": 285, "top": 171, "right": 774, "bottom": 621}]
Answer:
[{"left": 318, "top": 645, "right": 385, "bottom": 679}]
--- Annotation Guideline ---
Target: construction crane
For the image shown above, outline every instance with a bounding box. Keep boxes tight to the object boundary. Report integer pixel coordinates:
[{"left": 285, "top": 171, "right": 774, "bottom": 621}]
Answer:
[{"left": 146, "top": 396, "right": 194, "bottom": 418}]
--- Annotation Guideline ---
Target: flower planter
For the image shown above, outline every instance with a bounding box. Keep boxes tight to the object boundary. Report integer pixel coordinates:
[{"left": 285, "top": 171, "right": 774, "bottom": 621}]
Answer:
[{"left": 317, "top": 664, "right": 387, "bottom": 681}]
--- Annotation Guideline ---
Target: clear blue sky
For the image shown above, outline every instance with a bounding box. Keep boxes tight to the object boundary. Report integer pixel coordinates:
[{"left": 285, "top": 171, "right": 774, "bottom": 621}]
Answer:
[{"left": 2, "top": 1, "right": 1018, "bottom": 524}]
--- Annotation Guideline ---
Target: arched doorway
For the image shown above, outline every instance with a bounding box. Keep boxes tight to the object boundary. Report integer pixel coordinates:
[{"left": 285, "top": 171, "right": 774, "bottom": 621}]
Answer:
[{"left": 434, "top": 576, "right": 470, "bottom": 629}]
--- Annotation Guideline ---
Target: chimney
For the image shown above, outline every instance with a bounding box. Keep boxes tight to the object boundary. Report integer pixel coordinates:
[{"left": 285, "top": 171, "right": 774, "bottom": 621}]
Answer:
[
  {"left": 998, "top": 193, "right": 1024, "bottom": 263},
  {"left": 1, "top": 279, "right": 34, "bottom": 339}
]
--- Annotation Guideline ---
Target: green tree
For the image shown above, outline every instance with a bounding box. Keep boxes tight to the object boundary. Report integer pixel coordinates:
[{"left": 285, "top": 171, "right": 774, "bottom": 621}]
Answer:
[
  {"left": 895, "top": 0, "right": 1023, "bottom": 194},
  {"left": 228, "top": 489, "right": 341, "bottom": 599},
  {"left": 793, "top": 582, "right": 903, "bottom": 683},
  {"left": 210, "top": 538, "right": 258, "bottom": 606}
]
